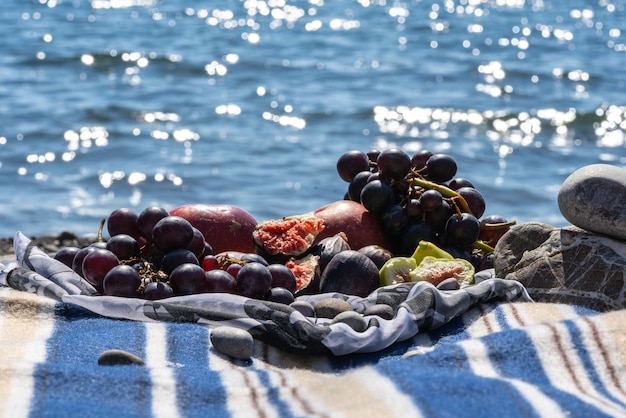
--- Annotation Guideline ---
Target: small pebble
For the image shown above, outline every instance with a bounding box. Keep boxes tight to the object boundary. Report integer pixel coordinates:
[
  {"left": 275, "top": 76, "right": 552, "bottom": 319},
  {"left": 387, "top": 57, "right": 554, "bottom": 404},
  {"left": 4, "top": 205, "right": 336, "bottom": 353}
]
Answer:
[
  {"left": 314, "top": 298, "right": 354, "bottom": 319},
  {"left": 210, "top": 326, "right": 254, "bottom": 360},
  {"left": 436, "top": 278, "right": 460, "bottom": 291},
  {"left": 363, "top": 303, "right": 395, "bottom": 320},
  {"left": 290, "top": 300, "right": 315, "bottom": 317},
  {"left": 331, "top": 311, "right": 368, "bottom": 332},
  {"left": 98, "top": 349, "right": 145, "bottom": 366}
]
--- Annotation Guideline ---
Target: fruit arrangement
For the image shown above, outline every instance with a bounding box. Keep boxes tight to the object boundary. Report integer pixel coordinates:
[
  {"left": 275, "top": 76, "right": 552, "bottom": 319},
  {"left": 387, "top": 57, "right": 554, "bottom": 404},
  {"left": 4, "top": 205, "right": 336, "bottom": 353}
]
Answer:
[{"left": 52, "top": 148, "right": 515, "bottom": 303}]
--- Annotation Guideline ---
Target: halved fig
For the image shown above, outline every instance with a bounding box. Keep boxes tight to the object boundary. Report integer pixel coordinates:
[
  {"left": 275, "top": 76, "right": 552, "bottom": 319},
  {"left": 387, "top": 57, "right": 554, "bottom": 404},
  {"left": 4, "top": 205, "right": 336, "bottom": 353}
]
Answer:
[
  {"left": 285, "top": 254, "right": 321, "bottom": 294},
  {"left": 253, "top": 215, "right": 325, "bottom": 258}
]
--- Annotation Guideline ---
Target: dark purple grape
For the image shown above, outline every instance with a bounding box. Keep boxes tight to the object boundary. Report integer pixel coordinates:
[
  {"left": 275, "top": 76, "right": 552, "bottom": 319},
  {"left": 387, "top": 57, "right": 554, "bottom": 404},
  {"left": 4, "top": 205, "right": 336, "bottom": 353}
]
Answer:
[
  {"left": 456, "top": 187, "right": 486, "bottom": 218},
  {"left": 102, "top": 265, "right": 141, "bottom": 297},
  {"left": 405, "top": 198, "right": 423, "bottom": 218},
  {"left": 381, "top": 204, "right": 409, "bottom": 235},
  {"left": 236, "top": 262, "right": 272, "bottom": 299},
  {"left": 201, "top": 242, "right": 214, "bottom": 258},
  {"left": 266, "top": 287, "right": 295, "bottom": 305},
  {"left": 226, "top": 263, "right": 242, "bottom": 279},
  {"left": 426, "top": 154, "right": 457, "bottom": 183},
  {"left": 376, "top": 148, "right": 411, "bottom": 180},
  {"left": 479, "top": 214, "right": 510, "bottom": 245},
  {"left": 169, "top": 263, "right": 207, "bottom": 295},
  {"left": 240, "top": 253, "right": 269, "bottom": 266},
  {"left": 267, "top": 264, "right": 297, "bottom": 293},
  {"left": 201, "top": 254, "right": 219, "bottom": 271},
  {"left": 161, "top": 249, "right": 199, "bottom": 275},
  {"left": 143, "top": 281, "right": 175, "bottom": 300},
  {"left": 478, "top": 252, "right": 495, "bottom": 271},
  {"left": 366, "top": 149, "right": 380, "bottom": 166},
  {"left": 72, "top": 245, "right": 99, "bottom": 277},
  {"left": 400, "top": 222, "right": 435, "bottom": 255},
  {"left": 54, "top": 246, "right": 80, "bottom": 268},
  {"left": 348, "top": 171, "right": 372, "bottom": 202},
  {"left": 448, "top": 178, "right": 475, "bottom": 190},
  {"left": 444, "top": 213, "right": 481, "bottom": 247},
  {"left": 360, "top": 179, "right": 394, "bottom": 213},
  {"left": 419, "top": 189, "right": 443, "bottom": 212},
  {"left": 152, "top": 216, "right": 194, "bottom": 252},
  {"left": 137, "top": 206, "right": 170, "bottom": 241},
  {"left": 336, "top": 150, "right": 370, "bottom": 182},
  {"left": 106, "top": 233, "right": 140, "bottom": 261},
  {"left": 205, "top": 269, "right": 237, "bottom": 293},
  {"left": 411, "top": 150, "right": 433, "bottom": 170},
  {"left": 186, "top": 227, "right": 206, "bottom": 258},
  {"left": 107, "top": 208, "right": 139, "bottom": 238},
  {"left": 82, "top": 248, "right": 120, "bottom": 290},
  {"left": 425, "top": 200, "right": 453, "bottom": 231}
]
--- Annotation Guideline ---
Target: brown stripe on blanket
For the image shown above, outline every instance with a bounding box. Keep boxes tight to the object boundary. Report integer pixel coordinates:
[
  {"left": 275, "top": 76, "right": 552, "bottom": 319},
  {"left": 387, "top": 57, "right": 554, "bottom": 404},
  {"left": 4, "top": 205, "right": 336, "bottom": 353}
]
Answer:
[{"left": 583, "top": 312, "right": 626, "bottom": 400}]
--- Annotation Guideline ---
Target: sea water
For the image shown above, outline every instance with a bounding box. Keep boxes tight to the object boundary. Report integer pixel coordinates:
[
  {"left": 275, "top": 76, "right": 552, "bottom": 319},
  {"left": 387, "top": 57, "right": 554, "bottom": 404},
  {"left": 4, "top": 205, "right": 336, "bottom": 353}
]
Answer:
[{"left": 1, "top": 0, "right": 625, "bottom": 238}]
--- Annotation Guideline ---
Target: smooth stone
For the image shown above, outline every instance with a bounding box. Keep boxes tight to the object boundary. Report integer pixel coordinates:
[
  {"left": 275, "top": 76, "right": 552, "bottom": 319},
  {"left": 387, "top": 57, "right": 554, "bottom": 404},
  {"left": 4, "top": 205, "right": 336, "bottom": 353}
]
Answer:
[
  {"left": 494, "top": 222, "right": 626, "bottom": 311},
  {"left": 331, "top": 311, "right": 368, "bottom": 332},
  {"left": 98, "top": 349, "right": 145, "bottom": 366},
  {"left": 436, "top": 277, "right": 460, "bottom": 291},
  {"left": 210, "top": 326, "right": 254, "bottom": 360},
  {"left": 290, "top": 300, "right": 315, "bottom": 317},
  {"left": 313, "top": 298, "right": 354, "bottom": 319},
  {"left": 558, "top": 164, "right": 626, "bottom": 241},
  {"left": 363, "top": 303, "right": 395, "bottom": 320}
]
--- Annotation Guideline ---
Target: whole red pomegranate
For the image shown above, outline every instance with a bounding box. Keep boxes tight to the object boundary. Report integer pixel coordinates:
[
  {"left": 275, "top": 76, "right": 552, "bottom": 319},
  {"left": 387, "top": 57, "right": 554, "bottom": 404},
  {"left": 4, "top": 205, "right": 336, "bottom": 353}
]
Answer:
[{"left": 170, "top": 204, "right": 258, "bottom": 254}]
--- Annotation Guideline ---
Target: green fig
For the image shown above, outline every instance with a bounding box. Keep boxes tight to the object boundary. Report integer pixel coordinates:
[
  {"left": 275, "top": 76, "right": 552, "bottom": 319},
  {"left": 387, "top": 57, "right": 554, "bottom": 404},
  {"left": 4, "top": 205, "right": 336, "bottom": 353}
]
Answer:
[{"left": 379, "top": 257, "right": 418, "bottom": 286}]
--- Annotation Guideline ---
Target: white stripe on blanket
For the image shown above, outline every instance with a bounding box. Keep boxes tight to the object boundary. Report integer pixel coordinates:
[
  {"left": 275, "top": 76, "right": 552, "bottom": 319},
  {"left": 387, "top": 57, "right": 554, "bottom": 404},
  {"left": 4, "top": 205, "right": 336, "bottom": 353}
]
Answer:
[
  {"left": 0, "top": 288, "right": 56, "bottom": 418},
  {"left": 145, "top": 322, "right": 182, "bottom": 418}
]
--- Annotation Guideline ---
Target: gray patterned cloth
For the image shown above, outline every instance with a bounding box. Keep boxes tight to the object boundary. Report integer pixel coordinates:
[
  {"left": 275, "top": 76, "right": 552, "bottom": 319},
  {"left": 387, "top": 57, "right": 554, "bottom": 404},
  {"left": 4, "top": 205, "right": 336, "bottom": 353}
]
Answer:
[{"left": 4, "top": 231, "right": 532, "bottom": 355}]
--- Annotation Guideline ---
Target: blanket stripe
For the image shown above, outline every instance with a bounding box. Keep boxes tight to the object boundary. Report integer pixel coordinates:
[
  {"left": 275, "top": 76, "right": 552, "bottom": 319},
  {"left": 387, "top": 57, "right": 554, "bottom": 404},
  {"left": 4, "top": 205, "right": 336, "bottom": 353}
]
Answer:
[
  {"left": 1, "top": 281, "right": 626, "bottom": 418},
  {"left": 0, "top": 288, "right": 56, "bottom": 418}
]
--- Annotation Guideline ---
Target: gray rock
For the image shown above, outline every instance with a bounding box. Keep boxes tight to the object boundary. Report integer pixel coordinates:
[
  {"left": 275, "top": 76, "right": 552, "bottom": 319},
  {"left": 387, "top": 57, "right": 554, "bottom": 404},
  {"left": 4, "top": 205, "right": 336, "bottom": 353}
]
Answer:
[
  {"left": 436, "top": 277, "right": 460, "bottom": 291},
  {"left": 98, "top": 349, "right": 145, "bottom": 366},
  {"left": 313, "top": 298, "right": 354, "bottom": 319},
  {"left": 331, "top": 311, "right": 368, "bottom": 332},
  {"left": 494, "top": 222, "right": 626, "bottom": 311},
  {"left": 363, "top": 303, "right": 395, "bottom": 320},
  {"left": 210, "top": 326, "right": 254, "bottom": 360},
  {"left": 558, "top": 164, "right": 626, "bottom": 241},
  {"left": 290, "top": 300, "right": 315, "bottom": 317}
]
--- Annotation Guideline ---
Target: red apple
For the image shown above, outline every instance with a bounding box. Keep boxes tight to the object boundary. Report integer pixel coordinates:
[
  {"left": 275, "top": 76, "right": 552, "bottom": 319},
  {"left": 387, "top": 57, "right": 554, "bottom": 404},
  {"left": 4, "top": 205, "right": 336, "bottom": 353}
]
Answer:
[
  {"left": 313, "top": 200, "right": 390, "bottom": 250},
  {"left": 170, "top": 204, "right": 258, "bottom": 254}
]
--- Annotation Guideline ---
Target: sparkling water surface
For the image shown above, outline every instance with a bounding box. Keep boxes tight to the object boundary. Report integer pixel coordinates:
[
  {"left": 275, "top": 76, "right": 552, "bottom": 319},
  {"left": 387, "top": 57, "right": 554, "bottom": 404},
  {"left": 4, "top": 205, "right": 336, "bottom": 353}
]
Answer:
[{"left": 1, "top": 0, "right": 625, "bottom": 238}]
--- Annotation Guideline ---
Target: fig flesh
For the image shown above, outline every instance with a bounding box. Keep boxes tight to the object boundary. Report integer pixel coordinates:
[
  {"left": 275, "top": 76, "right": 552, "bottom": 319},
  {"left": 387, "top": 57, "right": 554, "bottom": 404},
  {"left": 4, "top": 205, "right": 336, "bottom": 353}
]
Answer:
[
  {"left": 285, "top": 254, "right": 321, "bottom": 294},
  {"left": 170, "top": 204, "right": 258, "bottom": 255},
  {"left": 252, "top": 215, "right": 325, "bottom": 258}
]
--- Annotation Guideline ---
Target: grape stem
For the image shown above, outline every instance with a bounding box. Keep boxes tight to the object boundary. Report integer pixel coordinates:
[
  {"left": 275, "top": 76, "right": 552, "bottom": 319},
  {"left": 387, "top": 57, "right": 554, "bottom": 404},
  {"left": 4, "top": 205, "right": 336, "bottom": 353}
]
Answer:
[
  {"left": 410, "top": 178, "right": 473, "bottom": 214},
  {"left": 473, "top": 240, "right": 495, "bottom": 253},
  {"left": 97, "top": 219, "right": 105, "bottom": 242},
  {"left": 480, "top": 220, "right": 517, "bottom": 230}
]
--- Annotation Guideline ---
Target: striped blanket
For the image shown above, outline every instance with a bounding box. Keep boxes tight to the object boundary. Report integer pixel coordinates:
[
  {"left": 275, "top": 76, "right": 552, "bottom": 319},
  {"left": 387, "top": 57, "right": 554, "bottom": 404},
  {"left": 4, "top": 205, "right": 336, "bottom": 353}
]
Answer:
[{"left": 1, "top": 235, "right": 626, "bottom": 417}]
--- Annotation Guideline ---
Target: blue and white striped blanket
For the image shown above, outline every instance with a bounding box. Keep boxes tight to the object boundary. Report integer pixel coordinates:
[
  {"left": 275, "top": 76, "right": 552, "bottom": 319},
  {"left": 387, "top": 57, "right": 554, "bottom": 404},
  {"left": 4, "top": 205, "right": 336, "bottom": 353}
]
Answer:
[{"left": 1, "top": 232, "right": 625, "bottom": 417}]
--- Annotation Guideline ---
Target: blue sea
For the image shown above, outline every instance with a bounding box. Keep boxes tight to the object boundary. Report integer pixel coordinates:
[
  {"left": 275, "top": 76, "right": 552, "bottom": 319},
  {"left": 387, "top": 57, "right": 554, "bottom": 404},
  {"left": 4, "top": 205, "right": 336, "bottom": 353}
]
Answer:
[{"left": 1, "top": 0, "right": 625, "bottom": 238}]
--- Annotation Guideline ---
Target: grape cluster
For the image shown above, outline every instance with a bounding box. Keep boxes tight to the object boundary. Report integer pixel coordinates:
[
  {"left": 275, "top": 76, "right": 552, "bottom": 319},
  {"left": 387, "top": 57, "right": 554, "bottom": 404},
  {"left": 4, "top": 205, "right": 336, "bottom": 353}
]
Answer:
[
  {"left": 54, "top": 206, "right": 298, "bottom": 304},
  {"left": 336, "top": 148, "right": 514, "bottom": 267}
]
